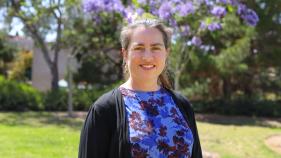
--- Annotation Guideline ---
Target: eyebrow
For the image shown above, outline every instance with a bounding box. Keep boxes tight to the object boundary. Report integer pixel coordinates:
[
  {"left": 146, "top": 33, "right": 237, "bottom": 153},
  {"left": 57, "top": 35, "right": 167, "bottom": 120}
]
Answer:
[
  {"left": 132, "top": 43, "right": 164, "bottom": 47},
  {"left": 151, "top": 43, "right": 164, "bottom": 47}
]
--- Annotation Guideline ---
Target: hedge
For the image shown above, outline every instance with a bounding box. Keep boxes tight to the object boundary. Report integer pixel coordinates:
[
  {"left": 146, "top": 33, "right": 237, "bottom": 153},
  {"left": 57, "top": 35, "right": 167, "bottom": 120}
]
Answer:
[{"left": 0, "top": 76, "right": 43, "bottom": 111}]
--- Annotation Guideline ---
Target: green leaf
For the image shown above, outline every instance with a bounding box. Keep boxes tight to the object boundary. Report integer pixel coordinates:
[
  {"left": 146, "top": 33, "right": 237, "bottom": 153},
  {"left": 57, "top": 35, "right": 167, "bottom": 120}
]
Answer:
[
  {"left": 132, "top": 0, "right": 140, "bottom": 7},
  {"left": 227, "top": 5, "right": 234, "bottom": 13}
]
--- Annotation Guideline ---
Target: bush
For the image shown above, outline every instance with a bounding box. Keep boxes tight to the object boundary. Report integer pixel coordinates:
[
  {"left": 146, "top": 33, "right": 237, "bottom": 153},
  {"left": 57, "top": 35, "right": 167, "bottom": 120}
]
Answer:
[
  {"left": 0, "top": 76, "right": 43, "bottom": 111},
  {"left": 72, "top": 88, "right": 100, "bottom": 111},
  {"left": 8, "top": 50, "right": 32, "bottom": 81},
  {"left": 73, "top": 81, "right": 122, "bottom": 111},
  {"left": 192, "top": 99, "right": 281, "bottom": 117},
  {"left": 43, "top": 81, "right": 122, "bottom": 111},
  {"left": 43, "top": 89, "right": 68, "bottom": 111}
]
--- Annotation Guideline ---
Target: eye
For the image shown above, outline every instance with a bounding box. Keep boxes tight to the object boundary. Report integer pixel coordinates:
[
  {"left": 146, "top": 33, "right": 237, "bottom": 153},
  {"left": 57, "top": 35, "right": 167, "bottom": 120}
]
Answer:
[
  {"left": 133, "top": 47, "right": 144, "bottom": 51},
  {"left": 151, "top": 47, "right": 161, "bottom": 51}
]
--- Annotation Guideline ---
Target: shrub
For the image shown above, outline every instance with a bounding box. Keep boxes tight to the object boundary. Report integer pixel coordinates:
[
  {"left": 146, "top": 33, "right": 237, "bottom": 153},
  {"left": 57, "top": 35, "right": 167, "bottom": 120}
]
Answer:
[
  {"left": 73, "top": 89, "right": 93, "bottom": 111},
  {"left": 42, "top": 81, "right": 122, "bottom": 111},
  {"left": 43, "top": 89, "right": 68, "bottom": 111},
  {"left": 0, "top": 76, "right": 43, "bottom": 111},
  {"left": 73, "top": 81, "right": 123, "bottom": 111},
  {"left": 8, "top": 50, "right": 32, "bottom": 81},
  {"left": 192, "top": 99, "right": 281, "bottom": 117}
]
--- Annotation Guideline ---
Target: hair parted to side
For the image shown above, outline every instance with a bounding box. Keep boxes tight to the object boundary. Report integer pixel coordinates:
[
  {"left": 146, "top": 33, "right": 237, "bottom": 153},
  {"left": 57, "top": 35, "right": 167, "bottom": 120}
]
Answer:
[{"left": 120, "top": 18, "right": 174, "bottom": 90}]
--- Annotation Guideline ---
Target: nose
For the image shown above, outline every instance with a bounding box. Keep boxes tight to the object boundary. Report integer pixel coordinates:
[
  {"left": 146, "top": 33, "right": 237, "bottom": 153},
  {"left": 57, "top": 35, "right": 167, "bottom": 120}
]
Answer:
[{"left": 142, "top": 49, "right": 153, "bottom": 61}]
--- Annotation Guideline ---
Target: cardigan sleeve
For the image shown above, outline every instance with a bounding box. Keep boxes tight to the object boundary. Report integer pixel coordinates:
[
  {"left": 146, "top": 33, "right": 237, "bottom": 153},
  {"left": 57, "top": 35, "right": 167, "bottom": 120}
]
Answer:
[{"left": 78, "top": 94, "right": 115, "bottom": 158}]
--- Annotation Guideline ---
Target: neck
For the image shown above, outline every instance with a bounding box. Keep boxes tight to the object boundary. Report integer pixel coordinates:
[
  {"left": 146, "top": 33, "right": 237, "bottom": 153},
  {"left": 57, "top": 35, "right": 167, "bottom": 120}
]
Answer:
[{"left": 122, "top": 77, "right": 160, "bottom": 92}]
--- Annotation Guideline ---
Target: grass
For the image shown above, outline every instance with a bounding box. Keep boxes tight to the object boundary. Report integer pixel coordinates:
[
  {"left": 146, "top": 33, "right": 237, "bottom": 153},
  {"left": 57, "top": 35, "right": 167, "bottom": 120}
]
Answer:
[
  {"left": 0, "top": 112, "right": 83, "bottom": 158},
  {"left": 197, "top": 114, "right": 281, "bottom": 158},
  {"left": 0, "top": 112, "right": 280, "bottom": 158}
]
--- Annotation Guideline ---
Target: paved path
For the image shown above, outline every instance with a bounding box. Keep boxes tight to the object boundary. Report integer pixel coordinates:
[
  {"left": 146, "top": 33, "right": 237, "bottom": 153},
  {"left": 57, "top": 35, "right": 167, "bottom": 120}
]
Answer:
[{"left": 265, "top": 135, "right": 281, "bottom": 155}]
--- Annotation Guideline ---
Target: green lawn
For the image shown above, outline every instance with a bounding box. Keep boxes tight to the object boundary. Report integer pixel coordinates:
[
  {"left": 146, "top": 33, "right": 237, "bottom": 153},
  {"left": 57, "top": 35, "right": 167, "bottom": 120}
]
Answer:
[
  {"left": 0, "top": 112, "right": 280, "bottom": 158},
  {"left": 198, "top": 122, "right": 281, "bottom": 158},
  {"left": 0, "top": 112, "right": 83, "bottom": 158}
]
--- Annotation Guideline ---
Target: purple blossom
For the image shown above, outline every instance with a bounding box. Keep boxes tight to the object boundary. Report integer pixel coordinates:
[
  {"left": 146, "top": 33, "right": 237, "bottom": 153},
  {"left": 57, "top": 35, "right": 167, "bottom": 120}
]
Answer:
[
  {"left": 83, "top": 0, "right": 125, "bottom": 13},
  {"left": 149, "top": 0, "right": 159, "bottom": 8},
  {"left": 180, "top": 25, "right": 190, "bottom": 36},
  {"left": 216, "top": 0, "right": 227, "bottom": 4},
  {"left": 150, "top": 7, "right": 158, "bottom": 16},
  {"left": 113, "top": 1, "right": 124, "bottom": 13},
  {"left": 237, "top": 3, "right": 247, "bottom": 15},
  {"left": 211, "top": 6, "right": 227, "bottom": 18},
  {"left": 168, "top": 19, "right": 178, "bottom": 27},
  {"left": 170, "top": 0, "right": 182, "bottom": 3},
  {"left": 208, "top": 22, "right": 222, "bottom": 31},
  {"left": 148, "top": 1, "right": 159, "bottom": 15},
  {"left": 136, "top": 8, "right": 144, "bottom": 16},
  {"left": 237, "top": 4, "right": 259, "bottom": 26},
  {"left": 191, "top": 36, "right": 202, "bottom": 46},
  {"left": 137, "top": 0, "right": 147, "bottom": 5},
  {"left": 178, "top": 2, "right": 195, "bottom": 16},
  {"left": 83, "top": 0, "right": 258, "bottom": 48},
  {"left": 229, "top": 0, "right": 239, "bottom": 6},
  {"left": 82, "top": 0, "right": 99, "bottom": 13},
  {"left": 158, "top": 2, "right": 173, "bottom": 19},
  {"left": 92, "top": 15, "right": 102, "bottom": 24},
  {"left": 242, "top": 9, "right": 259, "bottom": 26},
  {"left": 199, "top": 21, "right": 207, "bottom": 30},
  {"left": 204, "top": 0, "right": 214, "bottom": 6},
  {"left": 123, "top": 7, "right": 136, "bottom": 23}
]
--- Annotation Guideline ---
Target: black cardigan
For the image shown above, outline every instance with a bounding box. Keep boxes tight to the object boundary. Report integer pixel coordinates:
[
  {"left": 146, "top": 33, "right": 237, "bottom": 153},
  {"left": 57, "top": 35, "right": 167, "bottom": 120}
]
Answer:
[{"left": 78, "top": 88, "right": 202, "bottom": 158}]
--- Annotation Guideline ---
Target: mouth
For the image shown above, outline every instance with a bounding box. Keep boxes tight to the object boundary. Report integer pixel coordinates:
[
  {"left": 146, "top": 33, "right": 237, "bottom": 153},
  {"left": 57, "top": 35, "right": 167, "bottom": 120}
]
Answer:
[{"left": 139, "top": 64, "right": 156, "bottom": 70}]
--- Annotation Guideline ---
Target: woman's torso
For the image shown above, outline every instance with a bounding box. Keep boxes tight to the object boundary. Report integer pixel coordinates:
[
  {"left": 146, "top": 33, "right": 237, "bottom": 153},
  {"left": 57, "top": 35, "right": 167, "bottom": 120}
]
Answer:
[{"left": 119, "top": 87, "right": 194, "bottom": 158}]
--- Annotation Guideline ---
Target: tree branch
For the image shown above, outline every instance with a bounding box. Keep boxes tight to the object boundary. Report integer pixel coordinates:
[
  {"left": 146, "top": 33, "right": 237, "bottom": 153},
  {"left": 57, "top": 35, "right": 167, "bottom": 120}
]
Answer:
[{"left": 10, "top": 0, "right": 53, "bottom": 67}]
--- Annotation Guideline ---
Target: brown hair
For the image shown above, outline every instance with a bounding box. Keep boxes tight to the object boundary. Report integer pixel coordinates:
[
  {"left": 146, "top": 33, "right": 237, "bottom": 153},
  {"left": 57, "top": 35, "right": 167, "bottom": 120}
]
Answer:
[{"left": 120, "top": 19, "right": 173, "bottom": 90}]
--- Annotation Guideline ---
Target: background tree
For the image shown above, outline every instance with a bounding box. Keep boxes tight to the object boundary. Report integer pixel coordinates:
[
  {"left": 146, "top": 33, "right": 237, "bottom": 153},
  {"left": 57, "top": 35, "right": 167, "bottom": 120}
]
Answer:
[
  {"left": 245, "top": 0, "right": 281, "bottom": 99},
  {"left": 8, "top": 50, "right": 32, "bottom": 82},
  {"left": 83, "top": 0, "right": 259, "bottom": 91},
  {"left": 182, "top": 13, "right": 256, "bottom": 100},
  {"left": 0, "top": 31, "right": 17, "bottom": 77},
  {"left": 62, "top": 0, "right": 123, "bottom": 85},
  {"left": 5, "top": 0, "right": 65, "bottom": 90}
]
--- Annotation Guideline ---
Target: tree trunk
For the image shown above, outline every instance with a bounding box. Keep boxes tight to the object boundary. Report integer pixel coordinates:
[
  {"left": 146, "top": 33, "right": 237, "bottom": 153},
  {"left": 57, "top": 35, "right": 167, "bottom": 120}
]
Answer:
[
  {"left": 67, "top": 57, "right": 74, "bottom": 117},
  {"left": 50, "top": 63, "right": 59, "bottom": 91},
  {"left": 10, "top": 0, "right": 62, "bottom": 91}
]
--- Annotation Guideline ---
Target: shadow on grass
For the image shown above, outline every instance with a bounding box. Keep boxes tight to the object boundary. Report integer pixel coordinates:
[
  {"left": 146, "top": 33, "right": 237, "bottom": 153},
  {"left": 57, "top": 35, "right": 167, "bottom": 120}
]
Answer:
[
  {"left": 196, "top": 113, "right": 281, "bottom": 128},
  {"left": 1, "top": 112, "right": 280, "bottom": 130},
  {"left": 0, "top": 112, "right": 86, "bottom": 131}
]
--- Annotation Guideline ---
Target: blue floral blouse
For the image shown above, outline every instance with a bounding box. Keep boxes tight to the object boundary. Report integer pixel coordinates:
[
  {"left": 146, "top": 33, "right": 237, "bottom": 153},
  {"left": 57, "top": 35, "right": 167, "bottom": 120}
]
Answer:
[{"left": 119, "top": 87, "right": 194, "bottom": 158}]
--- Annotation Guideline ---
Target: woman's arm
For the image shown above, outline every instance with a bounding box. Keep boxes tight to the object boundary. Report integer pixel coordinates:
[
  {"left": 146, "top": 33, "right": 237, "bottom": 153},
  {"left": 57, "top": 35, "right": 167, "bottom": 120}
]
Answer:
[
  {"left": 78, "top": 102, "right": 113, "bottom": 158},
  {"left": 189, "top": 107, "right": 203, "bottom": 158}
]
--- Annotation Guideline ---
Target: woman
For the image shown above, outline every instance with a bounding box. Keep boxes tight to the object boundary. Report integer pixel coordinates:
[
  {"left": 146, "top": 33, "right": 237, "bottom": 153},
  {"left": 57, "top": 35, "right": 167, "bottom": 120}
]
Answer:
[{"left": 78, "top": 19, "right": 202, "bottom": 158}]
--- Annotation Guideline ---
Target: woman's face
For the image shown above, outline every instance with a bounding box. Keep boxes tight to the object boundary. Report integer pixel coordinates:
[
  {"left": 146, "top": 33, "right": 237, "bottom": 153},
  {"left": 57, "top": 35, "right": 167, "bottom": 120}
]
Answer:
[{"left": 124, "top": 26, "right": 169, "bottom": 83}]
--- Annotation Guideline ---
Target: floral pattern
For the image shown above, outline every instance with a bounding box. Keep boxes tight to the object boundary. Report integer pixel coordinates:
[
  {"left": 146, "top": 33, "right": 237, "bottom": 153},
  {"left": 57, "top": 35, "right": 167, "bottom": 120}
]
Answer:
[{"left": 119, "top": 87, "right": 194, "bottom": 158}]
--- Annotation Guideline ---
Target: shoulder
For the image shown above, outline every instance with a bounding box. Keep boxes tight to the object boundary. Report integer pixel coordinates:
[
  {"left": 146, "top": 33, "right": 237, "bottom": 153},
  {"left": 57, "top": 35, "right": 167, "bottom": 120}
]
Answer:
[
  {"left": 90, "top": 88, "right": 119, "bottom": 114},
  {"left": 166, "top": 88, "right": 190, "bottom": 104},
  {"left": 166, "top": 89, "right": 194, "bottom": 111}
]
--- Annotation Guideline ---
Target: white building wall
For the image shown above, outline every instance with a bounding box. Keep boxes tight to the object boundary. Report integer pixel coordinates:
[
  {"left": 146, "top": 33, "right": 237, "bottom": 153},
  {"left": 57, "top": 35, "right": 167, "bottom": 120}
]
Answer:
[
  {"left": 9, "top": 36, "right": 71, "bottom": 92},
  {"left": 32, "top": 48, "right": 69, "bottom": 92}
]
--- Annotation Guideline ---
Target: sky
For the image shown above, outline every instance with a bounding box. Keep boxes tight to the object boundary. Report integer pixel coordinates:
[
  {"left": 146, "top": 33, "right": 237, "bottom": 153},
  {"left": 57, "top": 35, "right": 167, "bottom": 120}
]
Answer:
[{"left": 0, "top": 7, "right": 56, "bottom": 42}]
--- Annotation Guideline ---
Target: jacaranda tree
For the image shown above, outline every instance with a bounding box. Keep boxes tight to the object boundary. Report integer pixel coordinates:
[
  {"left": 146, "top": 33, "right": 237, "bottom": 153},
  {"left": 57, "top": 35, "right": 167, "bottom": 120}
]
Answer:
[{"left": 83, "top": 0, "right": 259, "bottom": 90}]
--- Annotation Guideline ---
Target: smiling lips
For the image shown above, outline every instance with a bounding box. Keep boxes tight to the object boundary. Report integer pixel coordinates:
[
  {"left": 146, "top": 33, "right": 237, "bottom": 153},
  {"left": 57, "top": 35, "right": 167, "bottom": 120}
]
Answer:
[{"left": 140, "top": 64, "right": 156, "bottom": 70}]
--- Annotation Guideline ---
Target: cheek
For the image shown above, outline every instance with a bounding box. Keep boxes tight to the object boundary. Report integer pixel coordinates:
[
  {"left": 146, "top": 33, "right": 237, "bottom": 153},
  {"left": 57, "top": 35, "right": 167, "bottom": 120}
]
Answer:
[
  {"left": 126, "top": 53, "right": 140, "bottom": 66},
  {"left": 157, "top": 53, "right": 168, "bottom": 63}
]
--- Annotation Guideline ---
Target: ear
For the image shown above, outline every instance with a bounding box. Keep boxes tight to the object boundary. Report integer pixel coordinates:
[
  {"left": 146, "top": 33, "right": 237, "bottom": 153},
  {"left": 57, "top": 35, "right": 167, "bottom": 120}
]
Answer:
[{"left": 121, "top": 48, "right": 128, "bottom": 60}]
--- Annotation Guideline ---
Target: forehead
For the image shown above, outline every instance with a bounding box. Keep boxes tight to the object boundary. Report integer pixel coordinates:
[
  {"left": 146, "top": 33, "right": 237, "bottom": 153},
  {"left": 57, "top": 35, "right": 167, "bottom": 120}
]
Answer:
[{"left": 130, "top": 26, "right": 164, "bottom": 45}]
